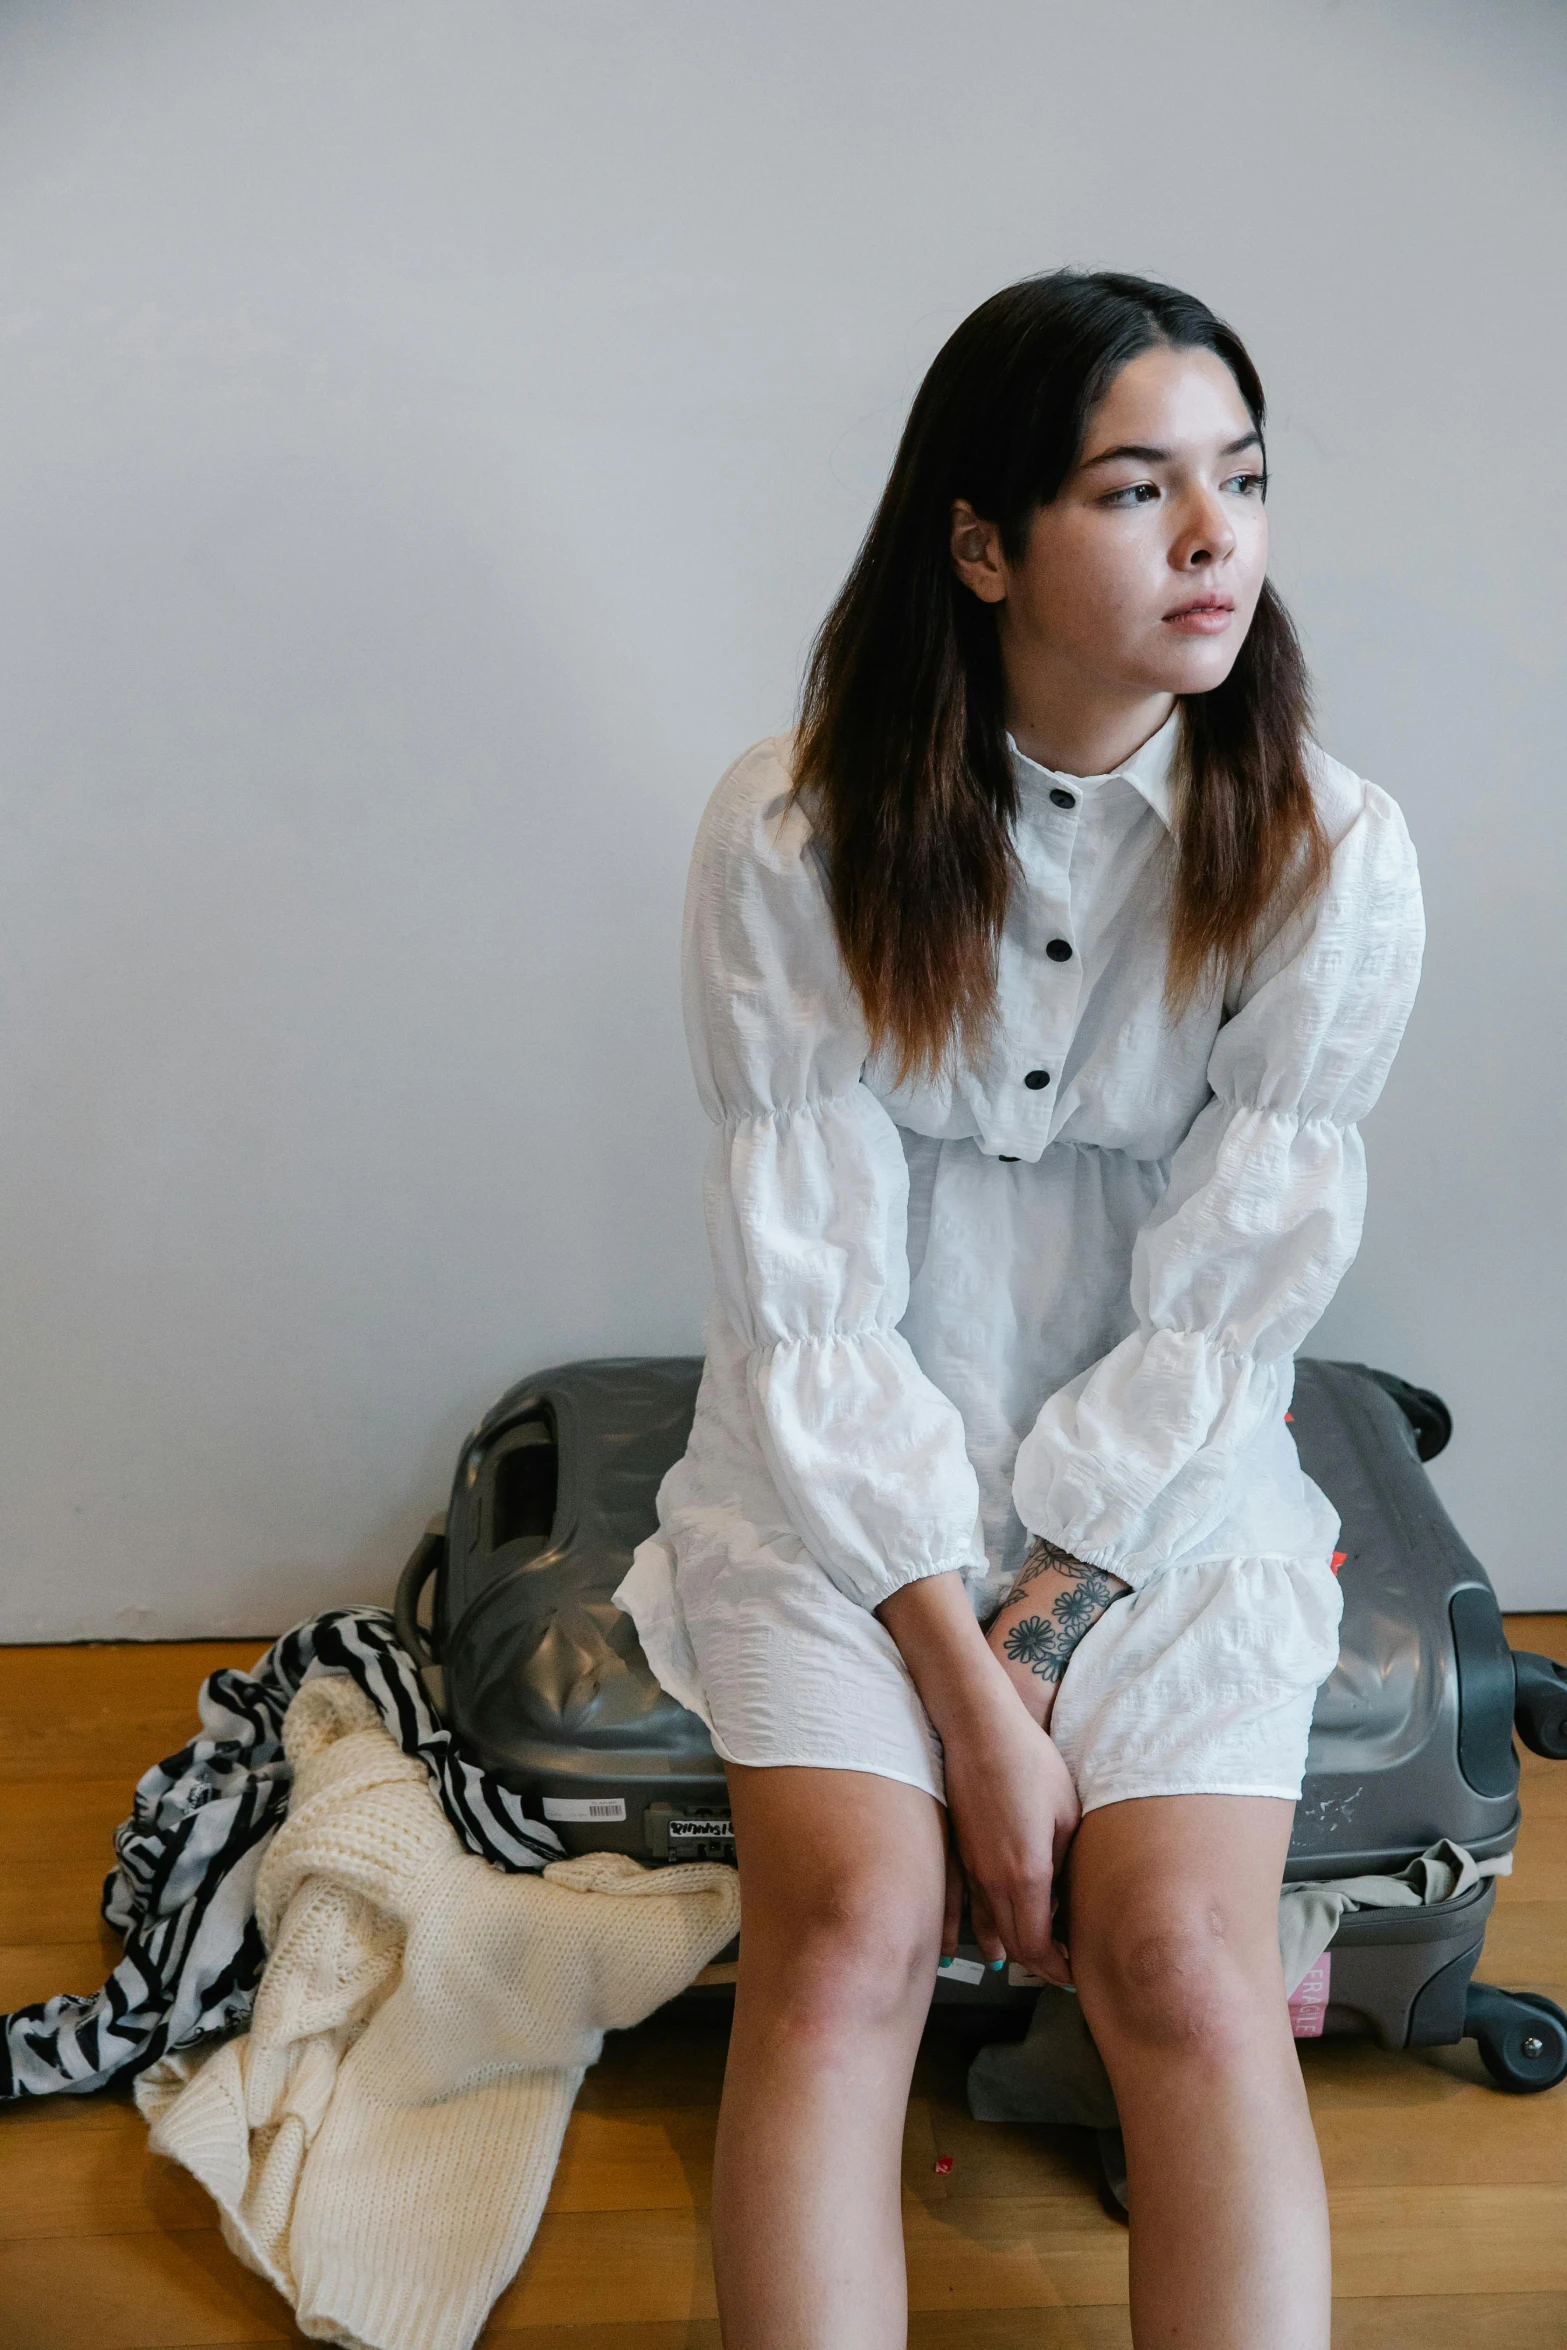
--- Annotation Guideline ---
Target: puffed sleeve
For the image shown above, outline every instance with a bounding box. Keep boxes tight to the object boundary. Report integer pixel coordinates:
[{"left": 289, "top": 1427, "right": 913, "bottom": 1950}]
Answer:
[
  {"left": 1010, "top": 766, "right": 1425, "bottom": 1588},
  {"left": 684, "top": 740, "right": 986, "bottom": 1611}
]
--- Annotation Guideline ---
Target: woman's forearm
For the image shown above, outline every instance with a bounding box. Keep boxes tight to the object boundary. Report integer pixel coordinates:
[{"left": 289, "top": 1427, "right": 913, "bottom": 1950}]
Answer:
[
  {"left": 875, "top": 1570, "right": 1018, "bottom": 1738},
  {"left": 876, "top": 1565, "right": 1082, "bottom": 1982},
  {"left": 876, "top": 1546, "right": 1130, "bottom": 1737},
  {"left": 985, "top": 1539, "right": 1130, "bottom": 1726}
]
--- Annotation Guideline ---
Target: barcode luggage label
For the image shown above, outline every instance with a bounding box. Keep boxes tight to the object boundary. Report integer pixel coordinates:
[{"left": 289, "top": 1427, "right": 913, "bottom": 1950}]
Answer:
[{"left": 542, "top": 1796, "right": 628, "bottom": 1823}]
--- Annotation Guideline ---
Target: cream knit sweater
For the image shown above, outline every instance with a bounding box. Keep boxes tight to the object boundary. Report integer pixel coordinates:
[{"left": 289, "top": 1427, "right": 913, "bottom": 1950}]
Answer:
[{"left": 135, "top": 1675, "right": 741, "bottom": 2350}]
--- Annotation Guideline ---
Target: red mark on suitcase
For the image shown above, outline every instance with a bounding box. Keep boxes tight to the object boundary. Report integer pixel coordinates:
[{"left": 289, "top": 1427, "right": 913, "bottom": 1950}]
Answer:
[
  {"left": 1284, "top": 1411, "right": 1294, "bottom": 1424},
  {"left": 934, "top": 2156, "right": 954, "bottom": 2175},
  {"left": 1330, "top": 1551, "right": 1347, "bottom": 1575},
  {"left": 1288, "top": 1955, "right": 1331, "bottom": 2038}
]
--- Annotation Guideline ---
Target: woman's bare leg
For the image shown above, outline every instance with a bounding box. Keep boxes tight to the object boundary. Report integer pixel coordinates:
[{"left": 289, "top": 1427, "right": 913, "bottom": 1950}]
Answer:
[
  {"left": 712, "top": 1762, "right": 947, "bottom": 2350},
  {"left": 1068, "top": 1794, "right": 1330, "bottom": 2350}
]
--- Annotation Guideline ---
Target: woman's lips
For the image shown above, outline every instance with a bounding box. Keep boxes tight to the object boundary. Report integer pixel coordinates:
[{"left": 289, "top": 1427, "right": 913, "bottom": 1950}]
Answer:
[{"left": 1163, "top": 598, "right": 1235, "bottom": 635}]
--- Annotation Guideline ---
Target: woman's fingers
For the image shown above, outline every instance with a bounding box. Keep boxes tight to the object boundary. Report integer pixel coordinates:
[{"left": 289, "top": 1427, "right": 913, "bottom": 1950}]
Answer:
[
  {"left": 941, "top": 1840, "right": 964, "bottom": 1958},
  {"left": 935, "top": 1687, "right": 1085, "bottom": 1975},
  {"left": 969, "top": 1880, "right": 1004, "bottom": 1965},
  {"left": 965, "top": 1841, "right": 1059, "bottom": 1976},
  {"left": 993, "top": 1870, "right": 1058, "bottom": 1979},
  {"left": 983, "top": 1881, "right": 1074, "bottom": 1984},
  {"left": 970, "top": 1852, "right": 1080, "bottom": 1979}
]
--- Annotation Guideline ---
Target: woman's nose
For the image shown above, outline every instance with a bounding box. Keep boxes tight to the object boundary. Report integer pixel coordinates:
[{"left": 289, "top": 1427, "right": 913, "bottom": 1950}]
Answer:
[{"left": 1173, "top": 490, "right": 1236, "bottom": 569}]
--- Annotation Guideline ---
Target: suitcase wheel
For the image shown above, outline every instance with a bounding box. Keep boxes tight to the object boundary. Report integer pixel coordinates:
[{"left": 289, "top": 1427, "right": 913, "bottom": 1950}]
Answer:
[{"left": 1464, "top": 1982, "right": 1567, "bottom": 2093}]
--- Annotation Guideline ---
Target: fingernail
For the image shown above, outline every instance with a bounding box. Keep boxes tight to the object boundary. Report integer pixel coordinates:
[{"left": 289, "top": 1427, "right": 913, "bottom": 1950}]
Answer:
[{"left": 989, "top": 1957, "right": 1006, "bottom": 1971}]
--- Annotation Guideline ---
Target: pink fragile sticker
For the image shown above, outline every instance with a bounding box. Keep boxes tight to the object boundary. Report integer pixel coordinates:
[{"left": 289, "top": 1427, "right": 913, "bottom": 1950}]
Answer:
[{"left": 1288, "top": 1955, "right": 1331, "bottom": 2039}]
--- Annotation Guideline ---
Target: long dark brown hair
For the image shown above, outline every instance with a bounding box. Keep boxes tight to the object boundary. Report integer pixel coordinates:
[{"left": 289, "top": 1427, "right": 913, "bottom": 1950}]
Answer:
[{"left": 793, "top": 269, "right": 1330, "bottom": 1082}]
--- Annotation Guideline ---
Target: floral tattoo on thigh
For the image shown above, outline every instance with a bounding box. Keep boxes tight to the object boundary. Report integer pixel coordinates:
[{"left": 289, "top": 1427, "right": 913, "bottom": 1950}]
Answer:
[{"left": 1000, "top": 1540, "right": 1124, "bottom": 1686}]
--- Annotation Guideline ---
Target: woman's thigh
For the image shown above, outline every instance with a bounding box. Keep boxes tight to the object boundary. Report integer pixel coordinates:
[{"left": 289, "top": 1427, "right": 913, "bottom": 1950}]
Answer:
[
  {"left": 1049, "top": 1556, "right": 1341, "bottom": 1818},
  {"left": 1066, "top": 1795, "right": 1294, "bottom": 2054},
  {"left": 725, "top": 1762, "right": 948, "bottom": 2020}
]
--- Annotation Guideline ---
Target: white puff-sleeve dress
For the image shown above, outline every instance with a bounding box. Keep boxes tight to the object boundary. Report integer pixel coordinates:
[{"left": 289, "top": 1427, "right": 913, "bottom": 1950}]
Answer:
[{"left": 613, "top": 710, "right": 1425, "bottom": 1812}]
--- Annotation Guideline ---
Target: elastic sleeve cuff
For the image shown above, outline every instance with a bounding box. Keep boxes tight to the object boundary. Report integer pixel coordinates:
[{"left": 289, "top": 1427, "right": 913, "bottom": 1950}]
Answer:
[
  {"left": 1014, "top": 1520, "right": 1144, "bottom": 1585},
  {"left": 858, "top": 1552, "right": 987, "bottom": 1615}
]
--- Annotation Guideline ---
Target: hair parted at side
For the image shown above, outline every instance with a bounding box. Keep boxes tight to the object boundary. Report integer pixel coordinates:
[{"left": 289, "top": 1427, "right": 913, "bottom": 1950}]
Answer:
[{"left": 792, "top": 267, "right": 1331, "bottom": 1084}]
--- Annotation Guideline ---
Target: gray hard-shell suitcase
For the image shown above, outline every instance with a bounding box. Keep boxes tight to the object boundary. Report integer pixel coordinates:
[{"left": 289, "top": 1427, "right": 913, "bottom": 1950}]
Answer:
[{"left": 396, "top": 1355, "right": 1567, "bottom": 2090}]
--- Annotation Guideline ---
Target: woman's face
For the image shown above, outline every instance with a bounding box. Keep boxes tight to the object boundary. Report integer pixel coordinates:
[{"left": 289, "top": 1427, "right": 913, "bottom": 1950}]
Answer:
[{"left": 951, "top": 343, "right": 1270, "bottom": 707}]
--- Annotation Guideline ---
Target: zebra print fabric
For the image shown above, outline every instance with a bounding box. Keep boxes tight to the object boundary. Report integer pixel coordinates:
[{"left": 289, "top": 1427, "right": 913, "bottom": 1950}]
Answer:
[{"left": 0, "top": 1606, "right": 564, "bottom": 2102}]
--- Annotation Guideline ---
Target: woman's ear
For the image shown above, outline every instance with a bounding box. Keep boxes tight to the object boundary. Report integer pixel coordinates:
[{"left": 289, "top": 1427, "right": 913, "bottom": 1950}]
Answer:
[{"left": 949, "top": 500, "right": 1008, "bottom": 604}]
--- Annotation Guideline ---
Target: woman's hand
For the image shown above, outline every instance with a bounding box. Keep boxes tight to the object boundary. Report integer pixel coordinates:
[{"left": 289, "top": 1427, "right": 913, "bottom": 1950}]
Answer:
[
  {"left": 877, "top": 1570, "right": 1081, "bottom": 1985},
  {"left": 940, "top": 1673, "right": 1080, "bottom": 1983},
  {"left": 984, "top": 1539, "right": 1130, "bottom": 1731}
]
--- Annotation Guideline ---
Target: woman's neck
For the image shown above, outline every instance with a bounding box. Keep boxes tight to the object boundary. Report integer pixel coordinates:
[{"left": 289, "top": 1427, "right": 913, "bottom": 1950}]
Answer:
[{"left": 1006, "top": 685, "right": 1176, "bottom": 779}]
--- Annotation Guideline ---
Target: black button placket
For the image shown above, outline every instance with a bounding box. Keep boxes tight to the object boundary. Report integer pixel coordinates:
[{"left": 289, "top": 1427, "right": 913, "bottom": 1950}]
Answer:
[
  {"left": 995, "top": 764, "right": 1084, "bottom": 1164},
  {"left": 1021, "top": 776, "right": 1084, "bottom": 1142}
]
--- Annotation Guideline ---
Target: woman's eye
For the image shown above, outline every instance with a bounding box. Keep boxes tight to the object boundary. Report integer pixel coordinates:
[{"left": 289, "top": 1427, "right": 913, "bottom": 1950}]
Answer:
[
  {"left": 1100, "top": 481, "right": 1160, "bottom": 507},
  {"left": 1222, "top": 471, "right": 1267, "bottom": 496}
]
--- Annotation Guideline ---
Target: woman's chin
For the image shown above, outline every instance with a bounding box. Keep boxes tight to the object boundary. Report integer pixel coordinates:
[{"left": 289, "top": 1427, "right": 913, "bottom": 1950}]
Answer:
[{"left": 1145, "top": 639, "right": 1246, "bottom": 700}]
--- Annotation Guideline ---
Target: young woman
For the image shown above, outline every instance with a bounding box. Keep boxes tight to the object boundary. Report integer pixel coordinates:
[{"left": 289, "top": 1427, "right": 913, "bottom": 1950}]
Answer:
[{"left": 616, "top": 270, "right": 1424, "bottom": 2349}]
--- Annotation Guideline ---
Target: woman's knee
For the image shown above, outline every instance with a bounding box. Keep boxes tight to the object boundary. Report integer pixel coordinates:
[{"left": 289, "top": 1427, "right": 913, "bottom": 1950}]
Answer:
[
  {"left": 1074, "top": 1893, "right": 1283, "bottom": 2067},
  {"left": 748, "top": 1852, "right": 944, "bottom": 2033},
  {"left": 729, "top": 1769, "right": 946, "bottom": 2039},
  {"left": 1067, "top": 1795, "right": 1291, "bottom": 2068}
]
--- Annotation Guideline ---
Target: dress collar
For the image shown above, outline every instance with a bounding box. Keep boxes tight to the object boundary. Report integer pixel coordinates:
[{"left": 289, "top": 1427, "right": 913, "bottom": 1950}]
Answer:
[{"left": 1007, "top": 704, "right": 1181, "bottom": 833}]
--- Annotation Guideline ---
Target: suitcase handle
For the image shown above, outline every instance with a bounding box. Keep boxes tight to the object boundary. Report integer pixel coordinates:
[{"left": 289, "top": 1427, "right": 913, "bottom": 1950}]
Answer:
[
  {"left": 1514, "top": 1650, "right": 1567, "bottom": 1761},
  {"left": 394, "top": 1526, "right": 447, "bottom": 1668},
  {"left": 1360, "top": 1366, "right": 1453, "bottom": 1462}
]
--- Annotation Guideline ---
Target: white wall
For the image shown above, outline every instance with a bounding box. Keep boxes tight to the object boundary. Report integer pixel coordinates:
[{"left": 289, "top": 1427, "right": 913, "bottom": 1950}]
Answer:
[{"left": 2, "top": 0, "right": 1563, "bottom": 1637}]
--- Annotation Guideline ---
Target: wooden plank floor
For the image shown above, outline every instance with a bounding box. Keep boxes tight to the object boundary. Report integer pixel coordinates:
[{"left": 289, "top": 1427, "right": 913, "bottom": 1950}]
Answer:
[{"left": 2, "top": 1620, "right": 1565, "bottom": 2348}]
